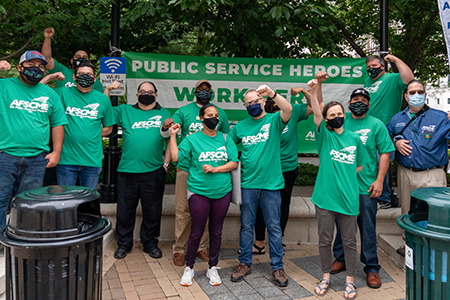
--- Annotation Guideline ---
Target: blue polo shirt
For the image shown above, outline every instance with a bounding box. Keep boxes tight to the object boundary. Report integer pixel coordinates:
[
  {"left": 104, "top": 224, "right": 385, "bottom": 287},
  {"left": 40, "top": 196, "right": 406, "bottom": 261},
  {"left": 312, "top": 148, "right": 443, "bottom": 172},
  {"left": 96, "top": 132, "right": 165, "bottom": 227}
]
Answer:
[{"left": 386, "top": 106, "right": 450, "bottom": 169}]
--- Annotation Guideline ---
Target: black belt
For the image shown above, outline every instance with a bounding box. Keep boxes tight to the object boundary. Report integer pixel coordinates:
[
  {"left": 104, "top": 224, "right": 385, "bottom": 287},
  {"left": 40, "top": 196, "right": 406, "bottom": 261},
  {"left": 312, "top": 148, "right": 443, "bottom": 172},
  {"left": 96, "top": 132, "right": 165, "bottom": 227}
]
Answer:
[{"left": 408, "top": 166, "right": 444, "bottom": 172}]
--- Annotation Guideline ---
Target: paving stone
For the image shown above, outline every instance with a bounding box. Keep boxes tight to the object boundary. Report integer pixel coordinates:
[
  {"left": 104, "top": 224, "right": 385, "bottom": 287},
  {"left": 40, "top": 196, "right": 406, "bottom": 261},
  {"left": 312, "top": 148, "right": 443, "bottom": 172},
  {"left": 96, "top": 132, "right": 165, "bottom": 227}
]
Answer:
[
  {"left": 234, "top": 293, "right": 262, "bottom": 300},
  {"left": 246, "top": 277, "right": 276, "bottom": 289},
  {"left": 282, "top": 285, "right": 313, "bottom": 298},
  {"left": 290, "top": 255, "right": 394, "bottom": 292},
  {"left": 256, "top": 286, "right": 286, "bottom": 298}
]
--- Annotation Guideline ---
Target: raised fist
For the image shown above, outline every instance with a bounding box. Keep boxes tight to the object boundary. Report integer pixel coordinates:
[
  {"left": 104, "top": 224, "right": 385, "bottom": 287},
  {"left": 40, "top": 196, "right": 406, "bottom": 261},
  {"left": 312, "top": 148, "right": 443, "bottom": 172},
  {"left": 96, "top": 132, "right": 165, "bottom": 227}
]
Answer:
[{"left": 44, "top": 28, "right": 55, "bottom": 39}]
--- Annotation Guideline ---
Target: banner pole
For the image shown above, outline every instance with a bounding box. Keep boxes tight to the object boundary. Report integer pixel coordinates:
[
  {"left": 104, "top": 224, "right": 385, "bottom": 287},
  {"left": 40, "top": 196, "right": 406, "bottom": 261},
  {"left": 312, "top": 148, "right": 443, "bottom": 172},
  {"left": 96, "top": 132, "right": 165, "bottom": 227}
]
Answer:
[
  {"left": 100, "top": 0, "right": 121, "bottom": 203},
  {"left": 380, "top": 0, "right": 389, "bottom": 55}
]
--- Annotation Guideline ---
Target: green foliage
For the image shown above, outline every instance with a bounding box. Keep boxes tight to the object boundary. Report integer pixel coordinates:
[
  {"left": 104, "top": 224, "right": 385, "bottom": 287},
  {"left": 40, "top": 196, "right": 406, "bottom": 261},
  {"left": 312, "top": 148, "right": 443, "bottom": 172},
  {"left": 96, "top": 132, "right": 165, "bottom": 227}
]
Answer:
[
  {"left": 165, "top": 162, "right": 177, "bottom": 184},
  {"left": 294, "top": 163, "right": 319, "bottom": 186}
]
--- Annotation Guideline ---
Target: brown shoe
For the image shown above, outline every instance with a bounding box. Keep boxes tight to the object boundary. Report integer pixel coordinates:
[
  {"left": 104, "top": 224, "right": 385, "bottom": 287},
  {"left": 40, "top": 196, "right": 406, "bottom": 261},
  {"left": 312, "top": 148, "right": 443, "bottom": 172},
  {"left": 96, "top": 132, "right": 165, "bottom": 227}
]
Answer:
[
  {"left": 173, "top": 253, "right": 185, "bottom": 266},
  {"left": 330, "top": 260, "right": 346, "bottom": 274},
  {"left": 396, "top": 245, "right": 405, "bottom": 257},
  {"left": 367, "top": 272, "right": 381, "bottom": 289},
  {"left": 272, "top": 268, "right": 288, "bottom": 287},
  {"left": 231, "top": 263, "right": 251, "bottom": 282},
  {"left": 196, "top": 250, "right": 210, "bottom": 262}
]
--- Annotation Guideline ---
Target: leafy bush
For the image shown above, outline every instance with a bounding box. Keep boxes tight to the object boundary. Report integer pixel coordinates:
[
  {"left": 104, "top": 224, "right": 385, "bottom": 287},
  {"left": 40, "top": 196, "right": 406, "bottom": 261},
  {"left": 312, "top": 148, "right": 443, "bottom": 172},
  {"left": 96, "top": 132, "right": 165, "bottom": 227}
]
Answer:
[{"left": 294, "top": 163, "right": 319, "bottom": 186}]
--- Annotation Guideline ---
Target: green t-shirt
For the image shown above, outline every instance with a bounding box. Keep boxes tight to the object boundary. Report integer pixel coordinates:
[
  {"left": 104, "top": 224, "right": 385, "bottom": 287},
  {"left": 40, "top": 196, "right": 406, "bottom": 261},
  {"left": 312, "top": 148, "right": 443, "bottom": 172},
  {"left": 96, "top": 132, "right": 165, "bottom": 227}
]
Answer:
[
  {"left": 229, "top": 112, "right": 286, "bottom": 190},
  {"left": 0, "top": 77, "right": 67, "bottom": 157},
  {"left": 344, "top": 113, "right": 395, "bottom": 195},
  {"left": 50, "top": 59, "right": 104, "bottom": 92},
  {"left": 172, "top": 102, "right": 230, "bottom": 171},
  {"left": 364, "top": 72, "right": 407, "bottom": 125},
  {"left": 58, "top": 86, "right": 115, "bottom": 167},
  {"left": 178, "top": 131, "right": 239, "bottom": 199},
  {"left": 311, "top": 121, "right": 368, "bottom": 216},
  {"left": 280, "top": 104, "right": 308, "bottom": 172},
  {"left": 115, "top": 103, "right": 172, "bottom": 173}
]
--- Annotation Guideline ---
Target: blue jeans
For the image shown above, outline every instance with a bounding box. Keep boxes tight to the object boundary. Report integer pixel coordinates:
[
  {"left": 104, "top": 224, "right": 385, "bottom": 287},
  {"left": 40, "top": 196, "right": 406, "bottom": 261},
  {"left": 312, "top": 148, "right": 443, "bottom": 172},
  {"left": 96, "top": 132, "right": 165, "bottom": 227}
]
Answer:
[
  {"left": 377, "top": 151, "right": 394, "bottom": 203},
  {"left": 333, "top": 194, "right": 381, "bottom": 274},
  {"left": 239, "top": 188, "right": 284, "bottom": 271},
  {"left": 0, "top": 151, "right": 47, "bottom": 229},
  {"left": 56, "top": 165, "right": 102, "bottom": 190}
]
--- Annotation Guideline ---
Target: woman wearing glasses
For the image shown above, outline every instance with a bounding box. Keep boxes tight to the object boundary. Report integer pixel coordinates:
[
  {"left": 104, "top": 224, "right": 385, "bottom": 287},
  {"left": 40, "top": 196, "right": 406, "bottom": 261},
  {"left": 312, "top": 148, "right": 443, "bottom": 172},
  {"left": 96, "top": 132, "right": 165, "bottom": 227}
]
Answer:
[
  {"left": 170, "top": 104, "right": 238, "bottom": 287},
  {"left": 308, "top": 79, "right": 367, "bottom": 299}
]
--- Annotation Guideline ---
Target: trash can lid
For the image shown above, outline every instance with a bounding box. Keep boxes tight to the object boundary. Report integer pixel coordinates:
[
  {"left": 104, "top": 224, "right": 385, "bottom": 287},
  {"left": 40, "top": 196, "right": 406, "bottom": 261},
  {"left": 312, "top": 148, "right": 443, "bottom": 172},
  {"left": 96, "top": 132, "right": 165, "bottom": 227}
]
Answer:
[
  {"left": 411, "top": 187, "right": 450, "bottom": 234},
  {"left": 7, "top": 185, "right": 100, "bottom": 239}
]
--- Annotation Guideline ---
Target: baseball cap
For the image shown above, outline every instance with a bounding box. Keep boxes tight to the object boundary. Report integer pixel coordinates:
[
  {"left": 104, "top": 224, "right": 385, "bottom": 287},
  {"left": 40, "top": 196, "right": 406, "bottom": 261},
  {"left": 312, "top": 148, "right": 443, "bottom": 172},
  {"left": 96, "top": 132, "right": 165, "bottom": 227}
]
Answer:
[
  {"left": 350, "top": 88, "right": 370, "bottom": 101},
  {"left": 195, "top": 79, "right": 211, "bottom": 89},
  {"left": 19, "top": 50, "right": 48, "bottom": 65}
]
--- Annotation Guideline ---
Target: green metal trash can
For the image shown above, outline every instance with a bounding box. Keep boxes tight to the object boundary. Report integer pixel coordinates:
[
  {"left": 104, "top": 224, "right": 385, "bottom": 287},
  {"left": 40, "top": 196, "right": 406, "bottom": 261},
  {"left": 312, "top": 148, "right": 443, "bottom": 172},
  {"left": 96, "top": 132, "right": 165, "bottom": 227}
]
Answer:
[
  {"left": 397, "top": 187, "right": 450, "bottom": 300},
  {"left": 0, "top": 186, "right": 111, "bottom": 300}
]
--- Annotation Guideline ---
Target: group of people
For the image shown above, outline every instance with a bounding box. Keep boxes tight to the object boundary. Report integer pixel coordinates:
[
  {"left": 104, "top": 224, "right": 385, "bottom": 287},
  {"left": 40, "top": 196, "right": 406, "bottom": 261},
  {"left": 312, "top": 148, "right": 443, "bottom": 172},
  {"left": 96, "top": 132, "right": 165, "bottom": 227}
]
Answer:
[{"left": 1, "top": 27, "right": 450, "bottom": 299}]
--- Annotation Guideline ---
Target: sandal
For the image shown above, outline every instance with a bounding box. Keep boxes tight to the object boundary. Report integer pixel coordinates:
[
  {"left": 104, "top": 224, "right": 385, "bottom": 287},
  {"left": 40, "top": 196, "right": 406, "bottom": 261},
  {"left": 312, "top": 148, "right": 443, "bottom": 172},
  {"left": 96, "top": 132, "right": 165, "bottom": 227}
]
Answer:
[
  {"left": 344, "top": 282, "right": 357, "bottom": 299},
  {"left": 314, "top": 278, "right": 330, "bottom": 297},
  {"left": 252, "top": 243, "right": 265, "bottom": 255}
]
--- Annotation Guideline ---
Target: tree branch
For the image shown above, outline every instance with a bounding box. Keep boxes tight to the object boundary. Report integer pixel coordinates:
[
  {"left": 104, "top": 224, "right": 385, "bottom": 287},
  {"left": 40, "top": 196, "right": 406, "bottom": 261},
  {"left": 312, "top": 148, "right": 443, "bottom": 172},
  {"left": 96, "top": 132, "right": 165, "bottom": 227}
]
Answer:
[
  {"left": 331, "top": 15, "right": 366, "bottom": 57},
  {"left": 0, "top": 36, "right": 33, "bottom": 60}
]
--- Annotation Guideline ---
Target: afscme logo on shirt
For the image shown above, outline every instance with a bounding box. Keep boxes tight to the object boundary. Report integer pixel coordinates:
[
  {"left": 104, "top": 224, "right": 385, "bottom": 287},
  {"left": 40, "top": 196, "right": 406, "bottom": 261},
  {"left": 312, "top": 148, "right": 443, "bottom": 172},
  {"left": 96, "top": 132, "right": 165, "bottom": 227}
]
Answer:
[
  {"left": 10, "top": 97, "right": 49, "bottom": 113},
  {"left": 354, "top": 129, "right": 371, "bottom": 145},
  {"left": 132, "top": 115, "right": 163, "bottom": 129},
  {"left": 282, "top": 125, "right": 289, "bottom": 134},
  {"left": 330, "top": 146, "right": 356, "bottom": 164},
  {"left": 199, "top": 146, "right": 228, "bottom": 162},
  {"left": 189, "top": 122, "right": 204, "bottom": 132},
  {"left": 365, "top": 80, "right": 382, "bottom": 93},
  {"left": 242, "top": 123, "right": 270, "bottom": 145},
  {"left": 65, "top": 82, "right": 76, "bottom": 88},
  {"left": 65, "top": 103, "right": 100, "bottom": 119}
]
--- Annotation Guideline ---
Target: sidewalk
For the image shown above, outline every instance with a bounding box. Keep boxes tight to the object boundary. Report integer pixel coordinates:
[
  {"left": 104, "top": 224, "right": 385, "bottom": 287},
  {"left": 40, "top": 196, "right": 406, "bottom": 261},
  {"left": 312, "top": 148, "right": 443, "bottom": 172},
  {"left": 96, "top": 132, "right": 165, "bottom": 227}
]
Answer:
[{"left": 102, "top": 241, "right": 406, "bottom": 300}]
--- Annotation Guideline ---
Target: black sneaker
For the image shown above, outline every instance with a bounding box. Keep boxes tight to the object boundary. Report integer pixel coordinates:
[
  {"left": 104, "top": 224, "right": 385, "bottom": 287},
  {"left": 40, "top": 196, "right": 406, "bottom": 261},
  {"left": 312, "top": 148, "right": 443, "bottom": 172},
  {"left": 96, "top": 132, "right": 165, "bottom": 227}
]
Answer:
[
  {"left": 377, "top": 200, "right": 391, "bottom": 209},
  {"left": 144, "top": 246, "right": 162, "bottom": 259},
  {"left": 390, "top": 192, "right": 400, "bottom": 207},
  {"left": 114, "top": 248, "right": 128, "bottom": 259}
]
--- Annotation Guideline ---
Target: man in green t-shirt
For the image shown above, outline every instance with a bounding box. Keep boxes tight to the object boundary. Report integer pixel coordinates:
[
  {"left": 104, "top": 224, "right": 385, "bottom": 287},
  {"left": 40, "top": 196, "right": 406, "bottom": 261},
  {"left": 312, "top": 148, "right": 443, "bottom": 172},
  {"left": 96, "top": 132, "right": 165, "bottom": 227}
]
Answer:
[
  {"left": 41, "top": 27, "right": 104, "bottom": 93},
  {"left": 364, "top": 54, "right": 414, "bottom": 209},
  {"left": 113, "top": 81, "right": 172, "bottom": 260},
  {"left": 56, "top": 61, "right": 115, "bottom": 209},
  {"left": 163, "top": 79, "right": 230, "bottom": 267},
  {"left": 228, "top": 85, "right": 292, "bottom": 287},
  {"left": 0, "top": 51, "right": 67, "bottom": 229},
  {"left": 330, "top": 88, "right": 395, "bottom": 289}
]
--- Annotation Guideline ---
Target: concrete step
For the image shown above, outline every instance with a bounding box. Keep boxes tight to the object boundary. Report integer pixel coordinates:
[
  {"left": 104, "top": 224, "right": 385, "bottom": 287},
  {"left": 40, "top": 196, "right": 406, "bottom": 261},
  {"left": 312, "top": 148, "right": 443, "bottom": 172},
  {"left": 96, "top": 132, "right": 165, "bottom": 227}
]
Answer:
[{"left": 378, "top": 234, "right": 406, "bottom": 270}]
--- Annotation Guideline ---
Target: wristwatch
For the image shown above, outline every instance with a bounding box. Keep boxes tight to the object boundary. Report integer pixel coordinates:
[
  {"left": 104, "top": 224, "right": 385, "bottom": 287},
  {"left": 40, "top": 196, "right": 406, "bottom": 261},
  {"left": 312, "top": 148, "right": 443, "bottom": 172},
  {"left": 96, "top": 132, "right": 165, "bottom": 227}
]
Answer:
[{"left": 164, "top": 163, "right": 169, "bottom": 168}]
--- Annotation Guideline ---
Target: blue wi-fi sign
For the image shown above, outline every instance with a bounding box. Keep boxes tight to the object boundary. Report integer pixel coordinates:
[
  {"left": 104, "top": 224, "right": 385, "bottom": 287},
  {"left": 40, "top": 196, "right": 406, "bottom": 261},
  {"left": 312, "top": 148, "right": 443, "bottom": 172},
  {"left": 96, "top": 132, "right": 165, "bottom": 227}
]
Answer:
[{"left": 100, "top": 57, "right": 126, "bottom": 74}]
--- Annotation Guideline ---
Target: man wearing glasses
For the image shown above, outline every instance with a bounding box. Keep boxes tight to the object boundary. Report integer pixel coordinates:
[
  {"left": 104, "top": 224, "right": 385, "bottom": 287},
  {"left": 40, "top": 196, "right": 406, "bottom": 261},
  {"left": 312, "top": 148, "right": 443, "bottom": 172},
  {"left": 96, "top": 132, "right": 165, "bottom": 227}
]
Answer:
[
  {"left": 387, "top": 80, "right": 449, "bottom": 217},
  {"left": 164, "top": 79, "right": 230, "bottom": 267},
  {"left": 228, "top": 85, "right": 292, "bottom": 287},
  {"left": 113, "top": 82, "right": 172, "bottom": 260},
  {"left": 56, "top": 61, "right": 115, "bottom": 209},
  {"left": 0, "top": 50, "right": 67, "bottom": 229}
]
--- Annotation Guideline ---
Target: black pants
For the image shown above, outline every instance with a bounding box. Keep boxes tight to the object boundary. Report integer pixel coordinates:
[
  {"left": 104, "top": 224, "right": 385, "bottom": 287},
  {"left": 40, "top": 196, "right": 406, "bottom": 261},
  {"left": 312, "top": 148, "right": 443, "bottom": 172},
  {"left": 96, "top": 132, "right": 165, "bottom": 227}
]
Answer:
[
  {"left": 255, "top": 168, "right": 299, "bottom": 240},
  {"left": 115, "top": 167, "right": 166, "bottom": 251}
]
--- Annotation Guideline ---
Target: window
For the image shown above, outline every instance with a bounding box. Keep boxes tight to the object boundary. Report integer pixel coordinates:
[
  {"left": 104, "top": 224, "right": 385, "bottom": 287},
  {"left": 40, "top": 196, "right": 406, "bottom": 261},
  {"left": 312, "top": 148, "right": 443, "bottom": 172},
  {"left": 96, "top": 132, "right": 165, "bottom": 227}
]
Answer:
[
  {"left": 437, "top": 98, "right": 440, "bottom": 105},
  {"left": 426, "top": 98, "right": 429, "bottom": 104},
  {"left": 448, "top": 98, "right": 450, "bottom": 104}
]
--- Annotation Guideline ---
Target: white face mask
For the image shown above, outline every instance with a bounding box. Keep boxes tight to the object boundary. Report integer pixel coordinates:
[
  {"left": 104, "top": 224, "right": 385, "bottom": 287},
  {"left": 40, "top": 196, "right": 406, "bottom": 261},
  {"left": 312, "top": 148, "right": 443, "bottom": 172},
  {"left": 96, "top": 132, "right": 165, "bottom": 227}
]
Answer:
[{"left": 409, "top": 94, "right": 425, "bottom": 107}]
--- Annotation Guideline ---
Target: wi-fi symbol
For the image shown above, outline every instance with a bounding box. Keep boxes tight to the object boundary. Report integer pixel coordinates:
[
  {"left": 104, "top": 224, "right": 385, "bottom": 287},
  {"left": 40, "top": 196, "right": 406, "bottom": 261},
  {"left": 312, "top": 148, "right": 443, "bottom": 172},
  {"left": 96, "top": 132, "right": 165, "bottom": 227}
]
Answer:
[{"left": 105, "top": 58, "right": 122, "bottom": 73}]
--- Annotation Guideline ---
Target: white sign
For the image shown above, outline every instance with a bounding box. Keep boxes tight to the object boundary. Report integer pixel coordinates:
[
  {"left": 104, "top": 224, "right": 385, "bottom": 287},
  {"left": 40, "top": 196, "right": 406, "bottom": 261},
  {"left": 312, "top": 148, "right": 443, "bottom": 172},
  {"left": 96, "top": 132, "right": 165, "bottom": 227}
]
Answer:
[
  {"left": 405, "top": 243, "right": 414, "bottom": 270},
  {"left": 100, "top": 57, "right": 126, "bottom": 96},
  {"left": 438, "top": 0, "right": 450, "bottom": 70}
]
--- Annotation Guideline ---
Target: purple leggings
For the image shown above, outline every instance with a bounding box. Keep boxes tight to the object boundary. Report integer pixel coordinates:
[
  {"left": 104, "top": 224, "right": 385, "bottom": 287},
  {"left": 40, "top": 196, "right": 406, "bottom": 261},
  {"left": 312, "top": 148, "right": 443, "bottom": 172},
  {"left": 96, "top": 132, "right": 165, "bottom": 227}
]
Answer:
[{"left": 185, "top": 192, "right": 231, "bottom": 268}]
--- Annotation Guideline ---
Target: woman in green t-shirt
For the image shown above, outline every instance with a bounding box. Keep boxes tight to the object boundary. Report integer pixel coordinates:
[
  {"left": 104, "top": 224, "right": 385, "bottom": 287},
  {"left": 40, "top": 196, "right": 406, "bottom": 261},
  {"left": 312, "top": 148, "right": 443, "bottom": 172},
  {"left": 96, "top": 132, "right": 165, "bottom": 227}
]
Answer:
[
  {"left": 308, "top": 79, "right": 365, "bottom": 300},
  {"left": 170, "top": 104, "right": 238, "bottom": 288}
]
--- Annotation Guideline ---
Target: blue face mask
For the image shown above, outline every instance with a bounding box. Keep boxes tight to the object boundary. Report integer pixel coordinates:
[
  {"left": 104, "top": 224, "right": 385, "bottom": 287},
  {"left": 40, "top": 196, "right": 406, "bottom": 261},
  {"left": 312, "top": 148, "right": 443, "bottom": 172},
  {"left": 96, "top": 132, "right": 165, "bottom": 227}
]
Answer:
[
  {"left": 247, "top": 103, "right": 263, "bottom": 117},
  {"left": 409, "top": 93, "right": 425, "bottom": 107}
]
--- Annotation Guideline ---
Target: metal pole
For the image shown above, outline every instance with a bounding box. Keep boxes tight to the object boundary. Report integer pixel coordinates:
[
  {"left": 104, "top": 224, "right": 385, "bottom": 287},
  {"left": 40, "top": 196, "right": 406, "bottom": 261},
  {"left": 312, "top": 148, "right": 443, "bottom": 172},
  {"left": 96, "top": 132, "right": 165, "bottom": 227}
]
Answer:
[
  {"left": 100, "top": 0, "right": 121, "bottom": 203},
  {"left": 380, "top": 0, "right": 389, "bottom": 55}
]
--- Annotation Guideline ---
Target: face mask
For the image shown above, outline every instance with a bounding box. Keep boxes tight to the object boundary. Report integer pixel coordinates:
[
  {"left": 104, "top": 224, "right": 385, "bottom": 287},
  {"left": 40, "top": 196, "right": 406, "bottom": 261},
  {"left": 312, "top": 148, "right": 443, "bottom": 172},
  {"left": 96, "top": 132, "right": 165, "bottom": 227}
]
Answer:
[
  {"left": 75, "top": 74, "right": 95, "bottom": 88},
  {"left": 21, "top": 66, "right": 44, "bottom": 84},
  {"left": 247, "top": 103, "right": 263, "bottom": 117},
  {"left": 73, "top": 57, "right": 88, "bottom": 68},
  {"left": 367, "top": 67, "right": 383, "bottom": 79},
  {"left": 196, "top": 90, "right": 212, "bottom": 105},
  {"left": 349, "top": 101, "right": 369, "bottom": 116},
  {"left": 326, "top": 116, "right": 345, "bottom": 128},
  {"left": 408, "top": 94, "right": 425, "bottom": 107},
  {"left": 203, "top": 117, "right": 219, "bottom": 130},
  {"left": 138, "top": 95, "right": 156, "bottom": 106}
]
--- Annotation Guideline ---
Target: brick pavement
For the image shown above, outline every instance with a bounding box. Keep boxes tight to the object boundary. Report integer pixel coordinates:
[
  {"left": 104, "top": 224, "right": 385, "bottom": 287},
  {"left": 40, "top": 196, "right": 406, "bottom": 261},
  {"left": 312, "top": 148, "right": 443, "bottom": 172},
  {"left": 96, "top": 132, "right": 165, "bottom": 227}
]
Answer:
[{"left": 102, "top": 241, "right": 406, "bottom": 300}]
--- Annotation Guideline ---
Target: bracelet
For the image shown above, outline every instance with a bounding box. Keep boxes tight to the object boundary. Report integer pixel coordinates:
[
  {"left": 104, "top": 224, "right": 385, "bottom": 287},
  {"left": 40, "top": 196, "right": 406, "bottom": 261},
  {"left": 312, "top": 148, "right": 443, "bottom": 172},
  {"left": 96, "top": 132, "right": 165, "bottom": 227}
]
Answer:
[
  {"left": 164, "top": 163, "right": 169, "bottom": 168},
  {"left": 270, "top": 91, "right": 277, "bottom": 99}
]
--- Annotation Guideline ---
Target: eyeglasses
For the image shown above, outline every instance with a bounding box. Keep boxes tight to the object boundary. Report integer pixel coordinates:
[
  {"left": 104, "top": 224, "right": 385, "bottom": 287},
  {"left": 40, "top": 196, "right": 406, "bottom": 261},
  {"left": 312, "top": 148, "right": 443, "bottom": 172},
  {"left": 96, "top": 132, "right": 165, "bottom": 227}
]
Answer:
[
  {"left": 139, "top": 91, "right": 156, "bottom": 96},
  {"left": 408, "top": 90, "right": 425, "bottom": 95},
  {"left": 243, "top": 97, "right": 263, "bottom": 108}
]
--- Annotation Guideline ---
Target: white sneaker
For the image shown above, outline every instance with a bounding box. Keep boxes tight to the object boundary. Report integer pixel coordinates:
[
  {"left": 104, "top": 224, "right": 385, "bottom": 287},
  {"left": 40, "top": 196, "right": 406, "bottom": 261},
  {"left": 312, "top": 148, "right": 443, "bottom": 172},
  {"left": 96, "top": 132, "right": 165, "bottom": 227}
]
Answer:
[
  {"left": 180, "top": 266, "right": 194, "bottom": 286},
  {"left": 206, "top": 266, "right": 222, "bottom": 286}
]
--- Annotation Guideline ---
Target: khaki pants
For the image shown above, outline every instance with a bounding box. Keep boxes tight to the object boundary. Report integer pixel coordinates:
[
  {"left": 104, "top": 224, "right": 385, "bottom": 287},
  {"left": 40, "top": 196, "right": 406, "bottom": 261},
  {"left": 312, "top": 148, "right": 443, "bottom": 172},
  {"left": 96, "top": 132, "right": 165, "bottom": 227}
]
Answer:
[
  {"left": 397, "top": 164, "right": 447, "bottom": 215},
  {"left": 172, "top": 168, "right": 209, "bottom": 254}
]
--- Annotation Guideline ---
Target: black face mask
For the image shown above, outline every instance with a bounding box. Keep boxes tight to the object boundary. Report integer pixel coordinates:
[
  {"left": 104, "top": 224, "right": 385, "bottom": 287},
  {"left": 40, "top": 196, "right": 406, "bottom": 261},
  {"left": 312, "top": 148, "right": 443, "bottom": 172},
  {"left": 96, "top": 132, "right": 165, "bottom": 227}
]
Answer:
[
  {"left": 326, "top": 116, "right": 345, "bottom": 128},
  {"left": 21, "top": 66, "right": 44, "bottom": 84},
  {"left": 75, "top": 74, "right": 95, "bottom": 88},
  {"left": 349, "top": 101, "right": 369, "bottom": 116},
  {"left": 196, "top": 90, "right": 212, "bottom": 106},
  {"left": 203, "top": 117, "right": 219, "bottom": 130},
  {"left": 367, "top": 67, "right": 383, "bottom": 79},
  {"left": 73, "top": 57, "right": 88, "bottom": 68},
  {"left": 138, "top": 94, "right": 156, "bottom": 106}
]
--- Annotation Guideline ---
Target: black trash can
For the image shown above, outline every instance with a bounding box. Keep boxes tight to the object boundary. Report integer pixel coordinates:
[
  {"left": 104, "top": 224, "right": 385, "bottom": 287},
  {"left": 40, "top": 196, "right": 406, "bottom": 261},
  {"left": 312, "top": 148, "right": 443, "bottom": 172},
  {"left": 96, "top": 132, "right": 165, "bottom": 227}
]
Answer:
[{"left": 0, "top": 186, "right": 111, "bottom": 300}]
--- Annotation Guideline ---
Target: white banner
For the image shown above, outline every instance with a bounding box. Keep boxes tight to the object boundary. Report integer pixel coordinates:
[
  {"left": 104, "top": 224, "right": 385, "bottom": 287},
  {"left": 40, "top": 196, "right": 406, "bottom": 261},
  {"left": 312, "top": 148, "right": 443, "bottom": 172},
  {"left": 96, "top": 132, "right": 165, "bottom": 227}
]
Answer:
[{"left": 438, "top": 0, "right": 450, "bottom": 68}]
